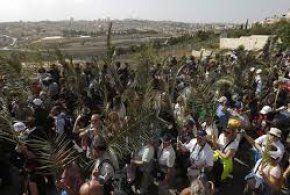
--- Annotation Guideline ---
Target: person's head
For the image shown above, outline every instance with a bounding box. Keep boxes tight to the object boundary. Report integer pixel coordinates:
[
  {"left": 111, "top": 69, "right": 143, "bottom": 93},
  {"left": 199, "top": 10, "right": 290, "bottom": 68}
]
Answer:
[
  {"left": 79, "top": 180, "right": 103, "bottom": 195},
  {"left": 78, "top": 115, "right": 88, "bottom": 128},
  {"left": 26, "top": 117, "right": 36, "bottom": 128},
  {"left": 227, "top": 118, "right": 241, "bottom": 130},
  {"left": 196, "top": 130, "right": 207, "bottom": 146},
  {"left": 91, "top": 114, "right": 100, "bottom": 129},
  {"left": 92, "top": 138, "right": 107, "bottom": 158},
  {"left": 162, "top": 133, "right": 172, "bottom": 147},
  {"left": 13, "top": 122, "right": 27, "bottom": 134},
  {"left": 259, "top": 105, "right": 272, "bottom": 116},
  {"left": 217, "top": 96, "right": 227, "bottom": 105},
  {"left": 108, "top": 111, "right": 120, "bottom": 124},
  {"left": 32, "top": 98, "right": 43, "bottom": 109},
  {"left": 50, "top": 106, "right": 61, "bottom": 116},
  {"left": 161, "top": 92, "right": 168, "bottom": 103},
  {"left": 268, "top": 127, "right": 282, "bottom": 142},
  {"left": 38, "top": 67, "right": 46, "bottom": 74},
  {"left": 176, "top": 96, "right": 185, "bottom": 106},
  {"left": 223, "top": 128, "right": 235, "bottom": 139},
  {"left": 189, "top": 176, "right": 209, "bottom": 195}
]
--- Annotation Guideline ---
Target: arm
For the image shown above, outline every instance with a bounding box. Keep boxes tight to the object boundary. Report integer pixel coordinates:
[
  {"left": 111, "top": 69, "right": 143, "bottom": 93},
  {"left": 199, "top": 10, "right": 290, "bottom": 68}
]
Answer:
[
  {"left": 212, "top": 134, "right": 218, "bottom": 150},
  {"left": 216, "top": 149, "right": 235, "bottom": 159},
  {"left": 241, "top": 131, "right": 263, "bottom": 152},
  {"left": 283, "top": 163, "right": 290, "bottom": 178},
  {"left": 132, "top": 160, "right": 143, "bottom": 165}
]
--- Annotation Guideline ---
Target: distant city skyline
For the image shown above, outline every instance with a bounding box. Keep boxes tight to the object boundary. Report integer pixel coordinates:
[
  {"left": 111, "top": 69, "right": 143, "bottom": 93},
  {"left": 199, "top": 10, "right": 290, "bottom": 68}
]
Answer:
[{"left": 1, "top": 0, "right": 290, "bottom": 23}]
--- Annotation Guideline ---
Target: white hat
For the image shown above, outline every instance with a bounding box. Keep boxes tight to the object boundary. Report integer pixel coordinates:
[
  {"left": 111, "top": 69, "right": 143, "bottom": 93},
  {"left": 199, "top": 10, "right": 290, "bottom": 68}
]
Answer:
[
  {"left": 13, "top": 122, "right": 27, "bottom": 132},
  {"left": 255, "top": 69, "right": 262, "bottom": 74},
  {"left": 269, "top": 127, "right": 282, "bottom": 138},
  {"left": 33, "top": 98, "right": 43, "bottom": 106},
  {"left": 260, "top": 106, "right": 272, "bottom": 115},
  {"left": 250, "top": 67, "right": 255, "bottom": 72},
  {"left": 218, "top": 96, "right": 227, "bottom": 103}
]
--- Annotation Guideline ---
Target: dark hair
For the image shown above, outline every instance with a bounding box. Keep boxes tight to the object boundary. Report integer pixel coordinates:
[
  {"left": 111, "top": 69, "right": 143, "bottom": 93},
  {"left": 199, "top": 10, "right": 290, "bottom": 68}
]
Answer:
[{"left": 92, "top": 138, "right": 107, "bottom": 151}]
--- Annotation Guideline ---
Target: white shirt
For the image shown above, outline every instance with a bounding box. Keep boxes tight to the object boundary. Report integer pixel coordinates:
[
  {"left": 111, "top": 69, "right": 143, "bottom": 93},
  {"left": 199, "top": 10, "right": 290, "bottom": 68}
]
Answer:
[
  {"left": 184, "top": 139, "right": 214, "bottom": 168},
  {"left": 135, "top": 144, "right": 155, "bottom": 163},
  {"left": 218, "top": 133, "right": 239, "bottom": 154},
  {"left": 141, "top": 145, "right": 155, "bottom": 163},
  {"left": 174, "top": 103, "right": 185, "bottom": 123},
  {"left": 158, "top": 145, "right": 176, "bottom": 168},
  {"left": 255, "top": 135, "right": 284, "bottom": 161},
  {"left": 202, "top": 122, "right": 218, "bottom": 139}
]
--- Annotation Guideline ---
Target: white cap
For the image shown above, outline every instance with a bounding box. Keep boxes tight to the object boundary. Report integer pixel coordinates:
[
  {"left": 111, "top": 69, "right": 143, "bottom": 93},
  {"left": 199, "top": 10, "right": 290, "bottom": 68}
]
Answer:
[
  {"left": 260, "top": 106, "right": 272, "bottom": 115},
  {"left": 255, "top": 69, "right": 262, "bottom": 74},
  {"left": 250, "top": 67, "right": 255, "bottom": 72},
  {"left": 13, "top": 122, "right": 27, "bottom": 132},
  {"left": 218, "top": 96, "right": 227, "bottom": 103},
  {"left": 33, "top": 98, "right": 43, "bottom": 106}
]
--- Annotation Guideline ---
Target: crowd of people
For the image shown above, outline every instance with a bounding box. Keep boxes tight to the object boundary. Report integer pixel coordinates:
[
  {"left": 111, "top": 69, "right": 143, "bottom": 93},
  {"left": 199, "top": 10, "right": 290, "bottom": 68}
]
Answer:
[{"left": 1, "top": 50, "right": 290, "bottom": 195}]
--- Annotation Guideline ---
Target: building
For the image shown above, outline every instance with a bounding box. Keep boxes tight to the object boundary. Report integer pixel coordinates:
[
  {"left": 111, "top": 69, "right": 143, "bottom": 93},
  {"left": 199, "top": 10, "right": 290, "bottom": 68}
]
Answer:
[{"left": 260, "top": 9, "right": 290, "bottom": 25}]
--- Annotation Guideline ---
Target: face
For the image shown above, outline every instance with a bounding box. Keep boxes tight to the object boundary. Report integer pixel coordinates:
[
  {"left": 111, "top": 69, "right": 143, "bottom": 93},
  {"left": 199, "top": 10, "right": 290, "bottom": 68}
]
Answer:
[
  {"left": 224, "top": 129, "right": 234, "bottom": 138},
  {"left": 197, "top": 136, "right": 206, "bottom": 145},
  {"left": 91, "top": 115, "right": 100, "bottom": 129},
  {"left": 162, "top": 141, "right": 171, "bottom": 147},
  {"left": 269, "top": 133, "right": 279, "bottom": 142}
]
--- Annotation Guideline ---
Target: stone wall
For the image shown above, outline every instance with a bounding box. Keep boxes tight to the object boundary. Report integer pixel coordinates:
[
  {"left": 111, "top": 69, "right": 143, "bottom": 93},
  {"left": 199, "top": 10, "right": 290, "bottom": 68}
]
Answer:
[{"left": 220, "top": 35, "right": 271, "bottom": 51}]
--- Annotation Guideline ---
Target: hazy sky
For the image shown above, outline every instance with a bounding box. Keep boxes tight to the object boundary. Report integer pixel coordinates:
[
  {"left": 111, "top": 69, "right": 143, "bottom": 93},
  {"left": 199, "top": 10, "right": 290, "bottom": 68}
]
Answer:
[{"left": 1, "top": 0, "right": 290, "bottom": 23}]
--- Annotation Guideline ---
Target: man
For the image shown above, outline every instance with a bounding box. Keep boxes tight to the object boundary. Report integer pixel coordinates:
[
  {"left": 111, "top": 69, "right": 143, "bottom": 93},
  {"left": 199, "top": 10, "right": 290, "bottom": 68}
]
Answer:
[
  {"left": 91, "top": 138, "right": 119, "bottom": 195},
  {"left": 243, "top": 127, "right": 284, "bottom": 163},
  {"left": 178, "top": 130, "right": 213, "bottom": 181},
  {"left": 128, "top": 138, "right": 155, "bottom": 194},
  {"left": 157, "top": 134, "right": 176, "bottom": 187},
  {"left": 79, "top": 114, "right": 102, "bottom": 157}
]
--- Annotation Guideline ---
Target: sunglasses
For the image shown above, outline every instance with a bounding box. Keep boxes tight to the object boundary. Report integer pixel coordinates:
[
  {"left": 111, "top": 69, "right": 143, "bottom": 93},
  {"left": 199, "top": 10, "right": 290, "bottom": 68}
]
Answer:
[{"left": 224, "top": 130, "right": 231, "bottom": 135}]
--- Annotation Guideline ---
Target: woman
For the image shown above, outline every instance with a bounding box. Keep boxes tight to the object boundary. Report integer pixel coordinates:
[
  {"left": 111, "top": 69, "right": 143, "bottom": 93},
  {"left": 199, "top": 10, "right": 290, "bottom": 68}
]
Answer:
[
  {"left": 212, "top": 126, "right": 239, "bottom": 188},
  {"left": 244, "top": 145, "right": 283, "bottom": 194},
  {"left": 106, "top": 111, "right": 123, "bottom": 138},
  {"left": 56, "top": 161, "right": 84, "bottom": 195}
]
